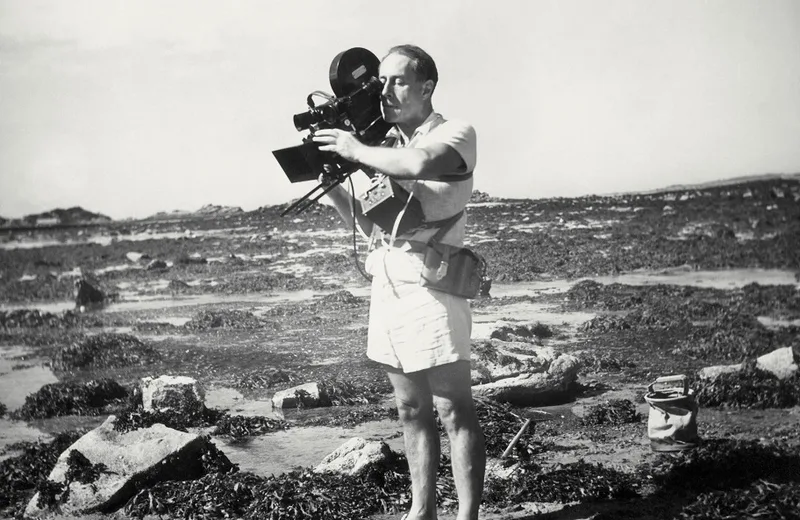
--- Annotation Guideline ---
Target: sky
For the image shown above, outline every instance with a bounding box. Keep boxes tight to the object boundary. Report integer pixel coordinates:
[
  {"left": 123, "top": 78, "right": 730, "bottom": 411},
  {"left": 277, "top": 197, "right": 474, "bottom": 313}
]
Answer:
[{"left": 1, "top": 0, "right": 799, "bottom": 220}]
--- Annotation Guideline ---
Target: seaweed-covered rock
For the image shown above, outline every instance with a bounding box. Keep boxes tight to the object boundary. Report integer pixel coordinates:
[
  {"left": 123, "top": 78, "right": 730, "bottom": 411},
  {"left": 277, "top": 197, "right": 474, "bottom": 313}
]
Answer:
[
  {"left": 52, "top": 333, "right": 160, "bottom": 371},
  {"left": 272, "top": 382, "right": 327, "bottom": 409},
  {"left": 141, "top": 375, "right": 205, "bottom": 414},
  {"left": 489, "top": 320, "right": 553, "bottom": 342},
  {"left": 0, "top": 309, "right": 80, "bottom": 329},
  {"left": 470, "top": 340, "right": 581, "bottom": 405},
  {"left": 13, "top": 379, "right": 129, "bottom": 420},
  {"left": 24, "top": 416, "right": 231, "bottom": 517},
  {"left": 695, "top": 361, "right": 800, "bottom": 409},
  {"left": 314, "top": 437, "right": 397, "bottom": 477},
  {"left": 73, "top": 277, "right": 106, "bottom": 311},
  {"left": 581, "top": 399, "right": 641, "bottom": 426}
]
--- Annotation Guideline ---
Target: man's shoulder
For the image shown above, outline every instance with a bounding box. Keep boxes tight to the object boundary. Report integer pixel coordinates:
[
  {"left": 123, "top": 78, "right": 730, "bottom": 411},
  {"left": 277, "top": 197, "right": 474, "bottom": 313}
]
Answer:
[{"left": 430, "top": 116, "right": 476, "bottom": 141}]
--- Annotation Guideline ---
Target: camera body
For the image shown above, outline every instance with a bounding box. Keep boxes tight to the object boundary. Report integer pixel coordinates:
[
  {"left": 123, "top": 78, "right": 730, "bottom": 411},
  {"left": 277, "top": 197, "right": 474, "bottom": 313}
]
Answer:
[
  {"left": 273, "top": 47, "right": 423, "bottom": 233},
  {"left": 272, "top": 48, "right": 392, "bottom": 184}
]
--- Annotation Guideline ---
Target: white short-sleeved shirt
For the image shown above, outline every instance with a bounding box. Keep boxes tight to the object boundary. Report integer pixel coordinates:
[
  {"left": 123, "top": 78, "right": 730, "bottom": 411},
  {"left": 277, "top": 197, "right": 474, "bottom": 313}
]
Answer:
[{"left": 379, "top": 112, "right": 477, "bottom": 247}]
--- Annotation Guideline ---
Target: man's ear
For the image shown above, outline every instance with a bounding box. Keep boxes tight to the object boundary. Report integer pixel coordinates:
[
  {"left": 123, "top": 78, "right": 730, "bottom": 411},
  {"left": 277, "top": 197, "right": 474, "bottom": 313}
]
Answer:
[{"left": 422, "top": 79, "right": 435, "bottom": 100}]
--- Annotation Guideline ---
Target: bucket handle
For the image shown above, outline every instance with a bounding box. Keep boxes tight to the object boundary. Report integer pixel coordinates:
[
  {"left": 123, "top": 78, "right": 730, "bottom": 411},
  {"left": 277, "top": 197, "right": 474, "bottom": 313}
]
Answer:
[{"left": 648, "top": 374, "right": 689, "bottom": 396}]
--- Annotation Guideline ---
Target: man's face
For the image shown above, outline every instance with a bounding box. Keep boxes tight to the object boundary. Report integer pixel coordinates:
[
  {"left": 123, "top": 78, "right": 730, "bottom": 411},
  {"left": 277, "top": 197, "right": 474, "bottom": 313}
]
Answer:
[{"left": 378, "top": 53, "right": 431, "bottom": 125}]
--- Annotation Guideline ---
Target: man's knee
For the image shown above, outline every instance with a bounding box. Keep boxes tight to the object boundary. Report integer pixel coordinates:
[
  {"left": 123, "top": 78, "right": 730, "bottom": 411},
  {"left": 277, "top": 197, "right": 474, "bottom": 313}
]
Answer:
[
  {"left": 395, "top": 392, "right": 434, "bottom": 422},
  {"left": 433, "top": 394, "right": 478, "bottom": 433}
]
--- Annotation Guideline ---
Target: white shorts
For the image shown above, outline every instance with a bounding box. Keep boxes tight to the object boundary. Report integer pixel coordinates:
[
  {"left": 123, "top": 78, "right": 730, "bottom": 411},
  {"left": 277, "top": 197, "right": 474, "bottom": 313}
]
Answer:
[{"left": 365, "top": 247, "right": 472, "bottom": 373}]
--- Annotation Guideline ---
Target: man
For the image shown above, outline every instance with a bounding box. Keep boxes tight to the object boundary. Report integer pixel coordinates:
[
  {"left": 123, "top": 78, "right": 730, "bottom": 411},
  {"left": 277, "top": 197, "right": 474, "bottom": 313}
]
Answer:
[{"left": 312, "top": 44, "right": 485, "bottom": 520}]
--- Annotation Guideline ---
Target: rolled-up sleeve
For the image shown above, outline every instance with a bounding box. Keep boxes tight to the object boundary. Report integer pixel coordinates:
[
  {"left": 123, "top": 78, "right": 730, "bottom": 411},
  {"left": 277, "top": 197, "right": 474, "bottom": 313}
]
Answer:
[{"left": 428, "top": 119, "right": 477, "bottom": 173}]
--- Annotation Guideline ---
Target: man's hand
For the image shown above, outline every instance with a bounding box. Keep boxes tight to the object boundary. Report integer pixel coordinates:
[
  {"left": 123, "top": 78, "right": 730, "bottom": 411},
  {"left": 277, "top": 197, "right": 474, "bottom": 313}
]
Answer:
[{"left": 312, "top": 129, "right": 364, "bottom": 163}]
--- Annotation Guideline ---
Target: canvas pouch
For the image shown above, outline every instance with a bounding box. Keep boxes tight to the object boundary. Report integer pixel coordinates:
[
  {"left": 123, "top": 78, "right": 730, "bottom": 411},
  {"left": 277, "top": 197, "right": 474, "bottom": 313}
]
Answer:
[{"left": 420, "top": 242, "right": 486, "bottom": 299}]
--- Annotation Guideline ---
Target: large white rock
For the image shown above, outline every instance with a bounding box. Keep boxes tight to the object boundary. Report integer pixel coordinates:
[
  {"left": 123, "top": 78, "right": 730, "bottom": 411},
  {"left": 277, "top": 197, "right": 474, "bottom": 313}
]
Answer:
[
  {"left": 313, "top": 437, "right": 395, "bottom": 476},
  {"left": 757, "top": 347, "right": 799, "bottom": 380},
  {"left": 24, "top": 416, "right": 213, "bottom": 517},
  {"left": 141, "top": 375, "right": 205, "bottom": 414},
  {"left": 470, "top": 340, "right": 581, "bottom": 405},
  {"left": 271, "top": 382, "right": 326, "bottom": 409}
]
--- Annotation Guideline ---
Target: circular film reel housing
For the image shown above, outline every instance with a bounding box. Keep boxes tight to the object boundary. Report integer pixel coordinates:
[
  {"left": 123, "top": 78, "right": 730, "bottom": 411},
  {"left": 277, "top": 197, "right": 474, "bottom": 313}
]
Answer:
[{"left": 328, "top": 47, "right": 381, "bottom": 97}]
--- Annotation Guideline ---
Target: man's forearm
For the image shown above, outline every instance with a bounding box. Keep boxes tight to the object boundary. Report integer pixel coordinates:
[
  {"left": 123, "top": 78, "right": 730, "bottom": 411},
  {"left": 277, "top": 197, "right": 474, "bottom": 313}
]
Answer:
[
  {"left": 353, "top": 145, "right": 433, "bottom": 180},
  {"left": 325, "top": 184, "right": 373, "bottom": 238}
]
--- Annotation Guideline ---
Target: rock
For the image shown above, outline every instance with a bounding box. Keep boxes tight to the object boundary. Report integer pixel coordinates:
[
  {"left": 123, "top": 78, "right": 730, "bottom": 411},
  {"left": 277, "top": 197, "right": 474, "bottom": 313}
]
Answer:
[
  {"left": 470, "top": 340, "right": 581, "bottom": 405},
  {"left": 479, "top": 277, "right": 493, "bottom": 297},
  {"left": 271, "top": 382, "right": 326, "bottom": 409},
  {"left": 141, "top": 375, "right": 205, "bottom": 414},
  {"left": 168, "top": 279, "right": 191, "bottom": 292},
  {"left": 697, "top": 363, "right": 744, "bottom": 380},
  {"left": 313, "top": 437, "right": 395, "bottom": 476},
  {"left": 175, "top": 254, "right": 208, "bottom": 265},
  {"left": 24, "top": 416, "right": 215, "bottom": 517},
  {"left": 73, "top": 277, "right": 106, "bottom": 311},
  {"left": 145, "top": 259, "right": 168, "bottom": 271},
  {"left": 125, "top": 252, "right": 143, "bottom": 262},
  {"left": 756, "top": 347, "right": 799, "bottom": 380}
]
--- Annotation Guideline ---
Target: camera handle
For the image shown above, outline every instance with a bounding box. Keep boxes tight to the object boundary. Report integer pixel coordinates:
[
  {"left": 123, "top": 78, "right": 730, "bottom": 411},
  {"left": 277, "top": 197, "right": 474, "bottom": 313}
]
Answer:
[{"left": 280, "top": 162, "right": 357, "bottom": 216}]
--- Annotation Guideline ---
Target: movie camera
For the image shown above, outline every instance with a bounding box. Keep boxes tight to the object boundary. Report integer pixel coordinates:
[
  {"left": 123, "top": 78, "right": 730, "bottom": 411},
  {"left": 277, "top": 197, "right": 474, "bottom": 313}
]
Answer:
[{"left": 272, "top": 47, "right": 394, "bottom": 216}]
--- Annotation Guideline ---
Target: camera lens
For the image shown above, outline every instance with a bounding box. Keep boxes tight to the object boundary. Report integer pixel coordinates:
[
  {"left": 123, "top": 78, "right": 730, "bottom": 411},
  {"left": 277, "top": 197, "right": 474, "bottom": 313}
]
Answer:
[{"left": 293, "top": 111, "right": 317, "bottom": 132}]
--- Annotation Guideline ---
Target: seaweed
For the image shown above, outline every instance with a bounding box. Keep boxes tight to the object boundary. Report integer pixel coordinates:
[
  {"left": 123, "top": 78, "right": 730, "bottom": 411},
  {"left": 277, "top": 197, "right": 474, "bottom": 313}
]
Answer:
[
  {"left": 490, "top": 321, "right": 554, "bottom": 341},
  {"left": 294, "top": 406, "right": 399, "bottom": 429},
  {"left": 578, "top": 352, "right": 637, "bottom": 373},
  {"left": 0, "top": 431, "right": 84, "bottom": 517},
  {"left": 12, "top": 378, "right": 129, "bottom": 419},
  {"left": 677, "top": 480, "right": 800, "bottom": 520},
  {"left": 0, "top": 309, "right": 81, "bottom": 329},
  {"left": 213, "top": 415, "right": 289, "bottom": 440},
  {"left": 184, "top": 309, "right": 265, "bottom": 330},
  {"left": 645, "top": 438, "right": 800, "bottom": 493},
  {"left": 124, "top": 462, "right": 412, "bottom": 520},
  {"left": 484, "top": 460, "right": 640, "bottom": 504},
  {"left": 474, "top": 399, "right": 539, "bottom": 459},
  {"left": 64, "top": 449, "right": 109, "bottom": 485},
  {"left": 52, "top": 333, "right": 160, "bottom": 371},
  {"left": 112, "top": 405, "right": 226, "bottom": 433},
  {"left": 696, "top": 361, "right": 800, "bottom": 409},
  {"left": 582, "top": 399, "right": 641, "bottom": 426},
  {"left": 237, "top": 369, "right": 297, "bottom": 389}
]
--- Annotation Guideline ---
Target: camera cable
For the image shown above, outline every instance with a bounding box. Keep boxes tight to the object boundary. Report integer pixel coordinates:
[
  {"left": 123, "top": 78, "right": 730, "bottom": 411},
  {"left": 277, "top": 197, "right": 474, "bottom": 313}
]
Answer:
[{"left": 347, "top": 176, "right": 373, "bottom": 283}]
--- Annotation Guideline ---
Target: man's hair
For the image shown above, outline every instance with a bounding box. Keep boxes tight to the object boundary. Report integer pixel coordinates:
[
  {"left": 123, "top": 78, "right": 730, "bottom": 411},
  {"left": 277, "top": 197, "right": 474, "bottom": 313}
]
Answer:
[{"left": 385, "top": 44, "right": 438, "bottom": 91}]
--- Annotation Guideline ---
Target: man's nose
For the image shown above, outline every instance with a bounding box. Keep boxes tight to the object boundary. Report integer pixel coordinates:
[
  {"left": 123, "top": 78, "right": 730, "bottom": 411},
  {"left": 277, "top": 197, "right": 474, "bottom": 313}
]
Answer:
[{"left": 381, "top": 82, "right": 391, "bottom": 98}]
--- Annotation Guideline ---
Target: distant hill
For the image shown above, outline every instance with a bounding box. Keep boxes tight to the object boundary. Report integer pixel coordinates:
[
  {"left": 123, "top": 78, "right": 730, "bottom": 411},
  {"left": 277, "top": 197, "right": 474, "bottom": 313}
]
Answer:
[
  {"left": 1, "top": 206, "right": 112, "bottom": 228},
  {"left": 626, "top": 173, "right": 800, "bottom": 196},
  {"left": 146, "top": 204, "right": 244, "bottom": 221}
]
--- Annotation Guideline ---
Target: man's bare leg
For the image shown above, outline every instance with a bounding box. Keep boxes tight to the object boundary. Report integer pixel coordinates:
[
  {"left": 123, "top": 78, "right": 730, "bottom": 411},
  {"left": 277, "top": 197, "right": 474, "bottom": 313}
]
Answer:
[
  {"left": 429, "top": 361, "right": 485, "bottom": 520},
  {"left": 387, "top": 369, "right": 439, "bottom": 520}
]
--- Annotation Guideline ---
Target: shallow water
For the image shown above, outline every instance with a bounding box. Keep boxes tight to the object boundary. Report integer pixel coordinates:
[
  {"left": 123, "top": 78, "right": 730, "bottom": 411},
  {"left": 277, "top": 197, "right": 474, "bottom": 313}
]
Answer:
[
  {"left": 0, "top": 346, "right": 58, "bottom": 411},
  {"left": 3, "top": 268, "right": 795, "bottom": 316},
  {"left": 214, "top": 419, "right": 405, "bottom": 477}
]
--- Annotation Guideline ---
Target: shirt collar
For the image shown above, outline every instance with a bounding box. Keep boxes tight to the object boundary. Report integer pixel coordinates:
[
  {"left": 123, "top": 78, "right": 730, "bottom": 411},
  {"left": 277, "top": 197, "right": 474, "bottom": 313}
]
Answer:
[{"left": 386, "top": 112, "right": 443, "bottom": 146}]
